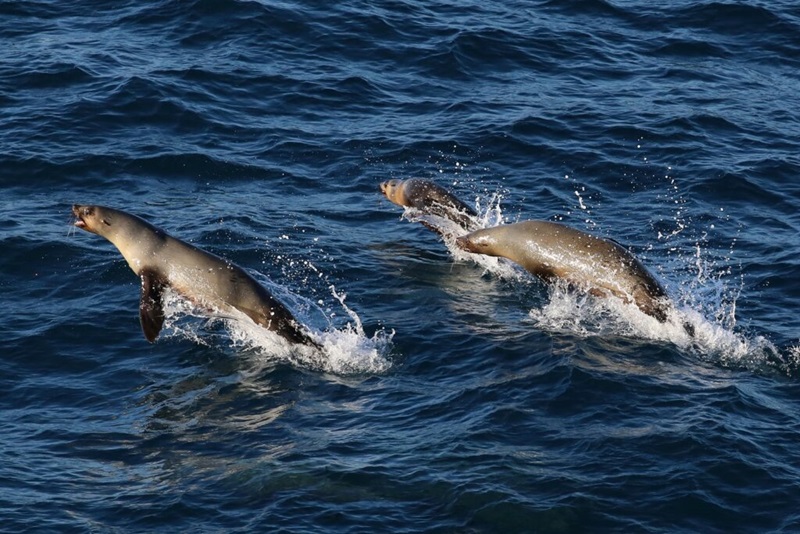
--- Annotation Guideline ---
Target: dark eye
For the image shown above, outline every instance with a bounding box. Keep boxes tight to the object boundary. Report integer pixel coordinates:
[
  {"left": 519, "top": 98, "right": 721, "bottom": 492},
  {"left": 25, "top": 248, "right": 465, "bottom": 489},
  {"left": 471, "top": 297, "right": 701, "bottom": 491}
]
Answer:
[{"left": 102, "top": 219, "right": 111, "bottom": 226}]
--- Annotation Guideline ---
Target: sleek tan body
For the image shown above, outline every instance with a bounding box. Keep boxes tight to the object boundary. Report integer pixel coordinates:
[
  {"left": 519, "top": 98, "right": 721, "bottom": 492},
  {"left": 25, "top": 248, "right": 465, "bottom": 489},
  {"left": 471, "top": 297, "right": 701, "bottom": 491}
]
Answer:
[
  {"left": 72, "top": 204, "right": 315, "bottom": 346},
  {"left": 456, "top": 220, "right": 671, "bottom": 322},
  {"left": 380, "top": 178, "right": 477, "bottom": 231}
]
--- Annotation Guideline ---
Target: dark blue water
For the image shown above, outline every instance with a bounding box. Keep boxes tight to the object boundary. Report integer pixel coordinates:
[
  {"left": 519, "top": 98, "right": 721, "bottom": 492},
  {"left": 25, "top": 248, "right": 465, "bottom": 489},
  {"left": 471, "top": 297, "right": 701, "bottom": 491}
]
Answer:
[{"left": 3, "top": 0, "right": 800, "bottom": 531}]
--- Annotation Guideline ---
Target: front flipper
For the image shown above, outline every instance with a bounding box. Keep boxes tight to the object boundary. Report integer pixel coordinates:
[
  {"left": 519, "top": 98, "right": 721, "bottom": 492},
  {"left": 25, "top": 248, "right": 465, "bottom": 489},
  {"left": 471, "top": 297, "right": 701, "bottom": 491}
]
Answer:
[{"left": 139, "top": 269, "right": 166, "bottom": 342}]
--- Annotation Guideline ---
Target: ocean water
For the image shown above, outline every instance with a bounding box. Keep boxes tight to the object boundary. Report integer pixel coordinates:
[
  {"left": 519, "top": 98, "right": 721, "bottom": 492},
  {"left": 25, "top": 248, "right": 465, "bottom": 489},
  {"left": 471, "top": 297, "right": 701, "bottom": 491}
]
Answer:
[{"left": 2, "top": 0, "right": 800, "bottom": 531}]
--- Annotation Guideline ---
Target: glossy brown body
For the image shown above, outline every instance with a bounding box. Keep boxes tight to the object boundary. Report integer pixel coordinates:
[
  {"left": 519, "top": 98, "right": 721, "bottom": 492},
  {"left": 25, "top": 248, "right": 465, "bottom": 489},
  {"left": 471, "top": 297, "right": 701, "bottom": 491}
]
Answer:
[
  {"left": 72, "top": 204, "right": 316, "bottom": 346},
  {"left": 456, "top": 220, "right": 670, "bottom": 322}
]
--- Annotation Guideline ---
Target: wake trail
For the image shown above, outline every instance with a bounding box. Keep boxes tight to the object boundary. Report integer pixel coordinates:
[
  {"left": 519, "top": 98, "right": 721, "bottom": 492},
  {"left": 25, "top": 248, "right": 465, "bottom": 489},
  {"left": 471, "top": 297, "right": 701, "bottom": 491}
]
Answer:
[
  {"left": 160, "top": 283, "right": 395, "bottom": 376},
  {"left": 402, "top": 186, "right": 793, "bottom": 376}
]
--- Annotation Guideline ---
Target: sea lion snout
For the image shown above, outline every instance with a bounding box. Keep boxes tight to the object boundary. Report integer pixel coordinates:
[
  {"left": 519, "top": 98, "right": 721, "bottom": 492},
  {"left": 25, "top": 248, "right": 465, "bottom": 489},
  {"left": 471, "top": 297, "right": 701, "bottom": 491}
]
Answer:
[
  {"left": 456, "top": 230, "right": 493, "bottom": 254},
  {"left": 455, "top": 235, "right": 481, "bottom": 253},
  {"left": 72, "top": 204, "right": 113, "bottom": 234},
  {"left": 72, "top": 204, "right": 91, "bottom": 228},
  {"left": 379, "top": 179, "right": 399, "bottom": 199}
]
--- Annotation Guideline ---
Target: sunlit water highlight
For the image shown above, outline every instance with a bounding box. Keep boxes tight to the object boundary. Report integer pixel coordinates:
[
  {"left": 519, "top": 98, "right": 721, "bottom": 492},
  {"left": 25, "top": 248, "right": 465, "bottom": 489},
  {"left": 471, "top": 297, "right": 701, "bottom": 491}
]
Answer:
[{"left": 3, "top": 0, "right": 800, "bottom": 531}]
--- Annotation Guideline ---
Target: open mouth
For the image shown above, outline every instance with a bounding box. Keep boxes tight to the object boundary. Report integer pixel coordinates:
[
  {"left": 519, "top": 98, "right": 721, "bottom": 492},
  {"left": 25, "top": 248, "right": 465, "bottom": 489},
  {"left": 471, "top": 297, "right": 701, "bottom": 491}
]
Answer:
[{"left": 72, "top": 205, "right": 87, "bottom": 228}]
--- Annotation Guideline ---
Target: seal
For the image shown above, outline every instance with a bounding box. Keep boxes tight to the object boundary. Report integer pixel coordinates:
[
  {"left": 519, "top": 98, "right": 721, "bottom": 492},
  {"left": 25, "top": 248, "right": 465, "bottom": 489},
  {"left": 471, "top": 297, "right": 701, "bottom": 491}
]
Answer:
[
  {"left": 380, "top": 178, "right": 478, "bottom": 232},
  {"left": 455, "top": 220, "right": 672, "bottom": 322},
  {"left": 72, "top": 204, "right": 318, "bottom": 347}
]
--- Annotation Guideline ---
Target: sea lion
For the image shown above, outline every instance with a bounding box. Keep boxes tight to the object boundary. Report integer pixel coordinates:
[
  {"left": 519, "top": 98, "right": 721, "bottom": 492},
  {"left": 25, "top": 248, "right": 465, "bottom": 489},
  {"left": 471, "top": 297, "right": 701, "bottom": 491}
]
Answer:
[
  {"left": 380, "top": 178, "right": 478, "bottom": 232},
  {"left": 72, "top": 204, "right": 318, "bottom": 347},
  {"left": 455, "top": 220, "right": 672, "bottom": 322}
]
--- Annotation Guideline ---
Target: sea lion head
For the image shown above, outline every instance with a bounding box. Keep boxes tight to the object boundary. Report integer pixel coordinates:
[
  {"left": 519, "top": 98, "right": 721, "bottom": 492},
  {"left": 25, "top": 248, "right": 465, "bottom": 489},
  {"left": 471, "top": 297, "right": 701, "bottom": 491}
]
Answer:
[
  {"left": 455, "top": 227, "right": 502, "bottom": 256},
  {"left": 379, "top": 179, "right": 410, "bottom": 208},
  {"left": 72, "top": 204, "right": 162, "bottom": 244},
  {"left": 379, "top": 178, "right": 448, "bottom": 209},
  {"left": 380, "top": 178, "right": 478, "bottom": 227},
  {"left": 72, "top": 204, "right": 118, "bottom": 237}
]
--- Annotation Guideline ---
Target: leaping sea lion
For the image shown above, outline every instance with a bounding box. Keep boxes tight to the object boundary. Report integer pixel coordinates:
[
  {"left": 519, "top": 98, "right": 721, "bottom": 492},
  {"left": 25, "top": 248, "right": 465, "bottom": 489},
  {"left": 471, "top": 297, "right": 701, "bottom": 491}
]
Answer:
[
  {"left": 380, "top": 178, "right": 478, "bottom": 232},
  {"left": 72, "top": 204, "right": 318, "bottom": 347},
  {"left": 456, "top": 220, "right": 674, "bottom": 323}
]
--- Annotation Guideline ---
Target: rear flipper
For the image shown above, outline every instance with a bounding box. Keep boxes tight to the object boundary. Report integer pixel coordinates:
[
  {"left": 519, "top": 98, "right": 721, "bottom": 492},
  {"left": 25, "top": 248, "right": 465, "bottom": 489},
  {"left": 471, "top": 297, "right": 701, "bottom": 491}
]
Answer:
[
  {"left": 635, "top": 295, "right": 670, "bottom": 324},
  {"left": 634, "top": 290, "right": 695, "bottom": 338},
  {"left": 244, "top": 303, "right": 323, "bottom": 350}
]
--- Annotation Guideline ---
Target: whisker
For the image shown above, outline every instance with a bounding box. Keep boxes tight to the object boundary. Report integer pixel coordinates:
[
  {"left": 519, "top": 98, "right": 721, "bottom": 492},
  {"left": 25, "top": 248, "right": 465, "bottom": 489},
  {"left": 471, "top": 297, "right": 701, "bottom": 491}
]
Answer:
[{"left": 65, "top": 208, "right": 78, "bottom": 237}]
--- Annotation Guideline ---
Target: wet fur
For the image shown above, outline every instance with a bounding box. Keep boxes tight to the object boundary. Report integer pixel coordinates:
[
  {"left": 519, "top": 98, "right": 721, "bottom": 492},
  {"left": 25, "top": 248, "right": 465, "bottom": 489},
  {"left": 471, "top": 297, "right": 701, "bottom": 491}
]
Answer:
[
  {"left": 72, "top": 204, "right": 318, "bottom": 347},
  {"left": 380, "top": 178, "right": 477, "bottom": 231},
  {"left": 457, "top": 220, "right": 673, "bottom": 323}
]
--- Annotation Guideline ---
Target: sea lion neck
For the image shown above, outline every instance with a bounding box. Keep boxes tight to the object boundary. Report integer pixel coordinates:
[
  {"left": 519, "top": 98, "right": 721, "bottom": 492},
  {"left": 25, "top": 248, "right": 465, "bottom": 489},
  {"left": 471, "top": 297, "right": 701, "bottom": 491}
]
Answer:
[{"left": 74, "top": 205, "right": 166, "bottom": 273}]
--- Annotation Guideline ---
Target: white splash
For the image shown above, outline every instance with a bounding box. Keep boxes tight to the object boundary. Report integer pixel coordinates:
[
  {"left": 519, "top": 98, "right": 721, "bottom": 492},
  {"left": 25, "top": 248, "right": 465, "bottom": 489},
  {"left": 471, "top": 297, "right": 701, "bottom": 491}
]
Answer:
[
  {"left": 574, "top": 189, "right": 587, "bottom": 211},
  {"left": 400, "top": 189, "right": 525, "bottom": 281},
  {"left": 392, "top": 177, "right": 788, "bottom": 374},
  {"left": 442, "top": 182, "right": 786, "bottom": 374},
  {"left": 786, "top": 344, "right": 800, "bottom": 370},
  {"left": 311, "top": 286, "right": 395, "bottom": 375},
  {"left": 159, "top": 283, "right": 394, "bottom": 376},
  {"left": 526, "top": 280, "right": 777, "bottom": 367}
]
